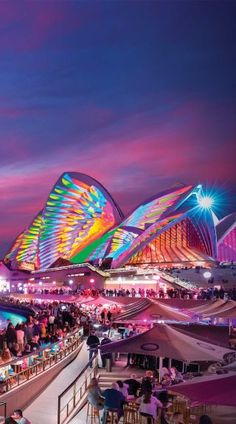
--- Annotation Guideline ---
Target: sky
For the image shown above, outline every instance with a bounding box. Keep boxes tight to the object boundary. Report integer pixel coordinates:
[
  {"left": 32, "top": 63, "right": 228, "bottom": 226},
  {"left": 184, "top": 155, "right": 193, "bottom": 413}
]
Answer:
[{"left": 0, "top": 1, "right": 236, "bottom": 258}]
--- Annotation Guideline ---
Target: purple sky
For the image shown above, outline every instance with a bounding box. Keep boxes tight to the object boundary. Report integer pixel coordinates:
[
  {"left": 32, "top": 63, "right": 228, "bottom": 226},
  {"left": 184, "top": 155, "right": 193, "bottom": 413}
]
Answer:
[{"left": 1, "top": 1, "right": 236, "bottom": 258}]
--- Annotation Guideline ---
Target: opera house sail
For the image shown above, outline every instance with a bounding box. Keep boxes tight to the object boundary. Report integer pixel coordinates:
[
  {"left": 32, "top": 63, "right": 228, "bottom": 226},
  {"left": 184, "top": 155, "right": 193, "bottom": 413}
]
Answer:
[{"left": 4, "top": 173, "right": 236, "bottom": 271}]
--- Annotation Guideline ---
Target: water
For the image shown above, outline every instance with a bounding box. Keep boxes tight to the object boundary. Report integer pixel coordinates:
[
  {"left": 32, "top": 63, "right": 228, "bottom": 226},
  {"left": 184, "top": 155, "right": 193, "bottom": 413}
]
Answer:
[{"left": 0, "top": 309, "right": 27, "bottom": 329}]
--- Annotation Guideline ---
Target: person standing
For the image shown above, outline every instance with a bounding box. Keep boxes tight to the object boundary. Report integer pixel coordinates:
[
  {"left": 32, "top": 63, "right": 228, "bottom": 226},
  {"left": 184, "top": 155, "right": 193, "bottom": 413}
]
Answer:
[
  {"left": 87, "top": 330, "right": 100, "bottom": 365},
  {"left": 100, "top": 334, "right": 112, "bottom": 368}
]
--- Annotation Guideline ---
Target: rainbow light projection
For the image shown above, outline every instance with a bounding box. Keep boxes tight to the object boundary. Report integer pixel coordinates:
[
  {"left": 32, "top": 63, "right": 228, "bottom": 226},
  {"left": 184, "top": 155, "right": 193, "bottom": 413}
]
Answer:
[
  {"left": 87, "top": 184, "right": 216, "bottom": 268},
  {"left": 6, "top": 173, "right": 123, "bottom": 270},
  {"left": 5, "top": 175, "right": 219, "bottom": 270},
  {"left": 5, "top": 213, "right": 43, "bottom": 270}
]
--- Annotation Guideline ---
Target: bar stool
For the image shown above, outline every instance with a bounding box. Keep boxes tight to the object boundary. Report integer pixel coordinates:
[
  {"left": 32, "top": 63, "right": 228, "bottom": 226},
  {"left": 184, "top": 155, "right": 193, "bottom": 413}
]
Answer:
[
  {"left": 86, "top": 402, "right": 100, "bottom": 424},
  {"left": 123, "top": 405, "right": 139, "bottom": 423},
  {"left": 103, "top": 408, "right": 119, "bottom": 424},
  {"left": 139, "top": 413, "right": 154, "bottom": 424}
]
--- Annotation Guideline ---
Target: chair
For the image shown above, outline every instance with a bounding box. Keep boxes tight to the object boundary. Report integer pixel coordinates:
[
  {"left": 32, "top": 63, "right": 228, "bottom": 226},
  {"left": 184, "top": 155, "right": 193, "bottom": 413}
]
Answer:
[
  {"left": 123, "top": 405, "right": 139, "bottom": 423},
  {"left": 103, "top": 408, "right": 119, "bottom": 424},
  {"left": 86, "top": 402, "right": 100, "bottom": 424}
]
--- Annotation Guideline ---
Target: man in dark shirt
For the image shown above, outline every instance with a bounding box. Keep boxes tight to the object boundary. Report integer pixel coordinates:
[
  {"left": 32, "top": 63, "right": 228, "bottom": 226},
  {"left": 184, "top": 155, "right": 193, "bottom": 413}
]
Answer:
[
  {"left": 102, "top": 383, "right": 125, "bottom": 423},
  {"left": 124, "top": 374, "right": 141, "bottom": 397},
  {"left": 100, "top": 334, "right": 112, "bottom": 368},
  {"left": 86, "top": 330, "right": 100, "bottom": 365}
]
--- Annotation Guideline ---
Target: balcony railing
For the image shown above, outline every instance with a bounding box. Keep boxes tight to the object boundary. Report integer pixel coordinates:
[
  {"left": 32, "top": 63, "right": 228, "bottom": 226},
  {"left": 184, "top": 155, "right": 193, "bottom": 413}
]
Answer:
[{"left": 0, "top": 329, "right": 83, "bottom": 395}]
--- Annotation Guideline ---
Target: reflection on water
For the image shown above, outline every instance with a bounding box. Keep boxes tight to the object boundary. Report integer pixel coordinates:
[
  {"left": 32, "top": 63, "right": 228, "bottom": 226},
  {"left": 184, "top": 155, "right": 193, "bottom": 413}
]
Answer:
[{"left": 0, "top": 310, "right": 27, "bottom": 329}]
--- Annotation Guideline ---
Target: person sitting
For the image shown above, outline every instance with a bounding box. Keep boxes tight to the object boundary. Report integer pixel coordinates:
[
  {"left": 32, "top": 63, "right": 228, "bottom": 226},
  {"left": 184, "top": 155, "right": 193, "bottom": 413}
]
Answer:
[
  {"left": 11, "top": 409, "right": 31, "bottom": 424},
  {"left": 117, "top": 380, "right": 129, "bottom": 398},
  {"left": 159, "top": 367, "right": 169, "bottom": 380},
  {"left": 1, "top": 347, "right": 12, "bottom": 362},
  {"left": 140, "top": 371, "right": 153, "bottom": 396},
  {"left": 161, "top": 373, "right": 172, "bottom": 388},
  {"left": 169, "top": 367, "right": 184, "bottom": 384},
  {"left": 21, "top": 344, "right": 32, "bottom": 356},
  {"left": 137, "top": 390, "right": 163, "bottom": 423},
  {"left": 30, "top": 336, "right": 40, "bottom": 351},
  {"left": 100, "top": 334, "right": 112, "bottom": 368},
  {"left": 87, "top": 377, "right": 104, "bottom": 411},
  {"left": 10, "top": 343, "right": 22, "bottom": 358},
  {"left": 102, "top": 382, "right": 125, "bottom": 422},
  {"left": 124, "top": 374, "right": 141, "bottom": 397}
]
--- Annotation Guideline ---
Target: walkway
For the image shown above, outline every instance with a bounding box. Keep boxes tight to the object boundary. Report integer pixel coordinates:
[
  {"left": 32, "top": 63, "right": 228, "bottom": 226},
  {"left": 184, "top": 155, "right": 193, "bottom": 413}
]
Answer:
[{"left": 24, "top": 342, "right": 88, "bottom": 424}]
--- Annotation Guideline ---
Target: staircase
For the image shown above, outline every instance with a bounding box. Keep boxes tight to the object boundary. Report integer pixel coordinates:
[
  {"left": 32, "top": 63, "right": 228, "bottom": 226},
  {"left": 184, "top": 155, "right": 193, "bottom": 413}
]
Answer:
[{"left": 68, "top": 360, "right": 146, "bottom": 423}]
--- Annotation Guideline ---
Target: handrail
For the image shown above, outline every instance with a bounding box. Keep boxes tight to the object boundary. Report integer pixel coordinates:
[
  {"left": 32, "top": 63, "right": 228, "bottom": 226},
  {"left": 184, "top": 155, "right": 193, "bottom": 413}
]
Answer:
[
  {"left": 57, "top": 353, "right": 98, "bottom": 424},
  {"left": 0, "top": 330, "right": 83, "bottom": 396}
]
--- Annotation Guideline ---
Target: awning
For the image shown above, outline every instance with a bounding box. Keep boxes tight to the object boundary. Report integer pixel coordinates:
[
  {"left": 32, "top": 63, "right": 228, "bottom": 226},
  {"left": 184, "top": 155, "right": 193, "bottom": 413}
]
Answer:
[
  {"left": 174, "top": 374, "right": 236, "bottom": 407},
  {"left": 114, "top": 300, "right": 190, "bottom": 323},
  {"left": 101, "top": 323, "right": 233, "bottom": 362}
]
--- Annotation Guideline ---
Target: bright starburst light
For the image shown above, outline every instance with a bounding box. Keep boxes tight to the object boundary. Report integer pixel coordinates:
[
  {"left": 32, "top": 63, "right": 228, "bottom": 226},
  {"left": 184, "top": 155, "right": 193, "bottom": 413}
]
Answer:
[{"left": 198, "top": 195, "right": 214, "bottom": 209}]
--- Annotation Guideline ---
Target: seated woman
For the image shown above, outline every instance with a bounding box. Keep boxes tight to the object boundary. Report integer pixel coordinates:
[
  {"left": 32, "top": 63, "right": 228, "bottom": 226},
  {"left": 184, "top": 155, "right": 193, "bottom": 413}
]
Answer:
[
  {"left": 161, "top": 373, "right": 172, "bottom": 388},
  {"left": 137, "top": 390, "right": 163, "bottom": 424},
  {"left": 87, "top": 377, "right": 104, "bottom": 411},
  {"left": 169, "top": 367, "right": 184, "bottom": 384}
]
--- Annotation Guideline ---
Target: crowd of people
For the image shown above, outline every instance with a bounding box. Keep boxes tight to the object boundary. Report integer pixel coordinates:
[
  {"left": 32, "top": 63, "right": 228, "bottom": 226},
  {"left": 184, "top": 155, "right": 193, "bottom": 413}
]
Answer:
[
  {"left": 104, "top": 286, "right": 236, "bottom": 300},
  {"left": 0, "top": 274, "right": 232, "bottom": 424},
  {"left": 0, "top": 300, "right": 84, "bottom": 364},
  {"left": 87, "top": 370, "right": 213, "bottom": 424}
]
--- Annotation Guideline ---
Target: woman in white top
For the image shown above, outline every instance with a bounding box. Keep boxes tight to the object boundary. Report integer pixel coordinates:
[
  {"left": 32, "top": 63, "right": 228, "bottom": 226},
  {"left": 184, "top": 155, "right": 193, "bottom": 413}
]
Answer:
[{"left": 138, "top": 391, "right": 163, "bottom": 421}]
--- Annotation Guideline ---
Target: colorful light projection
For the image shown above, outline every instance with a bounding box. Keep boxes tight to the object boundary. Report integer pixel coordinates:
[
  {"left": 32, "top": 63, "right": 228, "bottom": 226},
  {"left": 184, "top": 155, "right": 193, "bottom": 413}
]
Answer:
[
  {"left": 88, "top": 185, "right": 197, "bottom": 267},
  {"left": 90, "top": 184, "right": 217, "bottom": 268},
  {"left": 4, "top": 176, "right": 220, "bottom": 270},
  {"left": 5, "top": 173, "right": 123, "bottom": 270},
  {"left": 217, "top": 214, "right": 236, "bottom": 262},
  {"left": 5, "top": 213, "right": 43, "bottom": 270},
  {"left": 122, "top": 185, "right": 193, "bottom": 230},
  {"left": 128, "top": 217, "right": 214, "bottom": 266},
  {"left": 38, "top": 173, "right": 123, "bottom": 269}
]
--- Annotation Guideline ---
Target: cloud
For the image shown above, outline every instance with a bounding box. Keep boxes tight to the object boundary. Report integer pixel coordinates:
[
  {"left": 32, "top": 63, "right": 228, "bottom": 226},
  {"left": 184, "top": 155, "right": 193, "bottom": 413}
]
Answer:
[{"left": 0, "top": 2, "right": 80, "bottom": 52}]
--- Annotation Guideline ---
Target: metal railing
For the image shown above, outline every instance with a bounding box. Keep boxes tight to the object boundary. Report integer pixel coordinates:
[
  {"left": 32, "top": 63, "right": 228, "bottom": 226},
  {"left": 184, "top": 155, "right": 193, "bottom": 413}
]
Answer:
[
  {"left": 0, "top": 330, "right": 83, "bottom": 395},
  {"left": 57, "top": 354, "right": 98, "bottom": 424}
]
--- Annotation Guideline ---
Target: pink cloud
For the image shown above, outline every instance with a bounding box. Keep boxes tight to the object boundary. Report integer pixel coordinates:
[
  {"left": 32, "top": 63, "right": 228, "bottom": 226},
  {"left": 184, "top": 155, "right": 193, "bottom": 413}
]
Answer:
[{"left": 0, "top": 3, "right": 80, "bottom": 52}]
